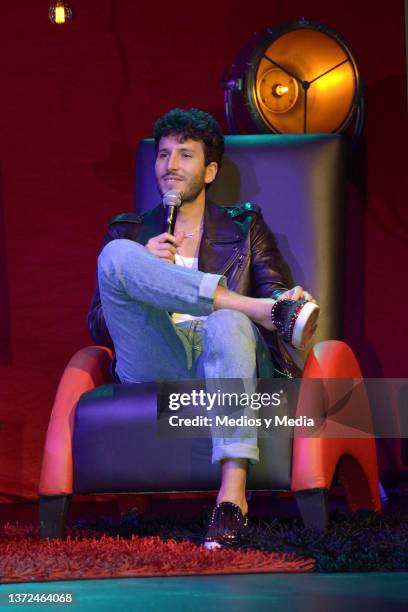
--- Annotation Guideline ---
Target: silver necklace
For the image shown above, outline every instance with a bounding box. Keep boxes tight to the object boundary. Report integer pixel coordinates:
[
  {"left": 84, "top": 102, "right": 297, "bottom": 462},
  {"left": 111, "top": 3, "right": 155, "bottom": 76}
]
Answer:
[
  {"left": 181, "top": 224, "right": 204, "bottom": 238},
  {"left": 176, "top": 225, "right": 203, "bottom": 266}
]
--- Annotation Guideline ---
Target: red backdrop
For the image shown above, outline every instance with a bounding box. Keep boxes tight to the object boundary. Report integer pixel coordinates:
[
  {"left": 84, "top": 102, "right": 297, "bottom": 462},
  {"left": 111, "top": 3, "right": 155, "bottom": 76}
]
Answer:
[{"left": 0, "top": 0, "right": 407, "bottom": 499}]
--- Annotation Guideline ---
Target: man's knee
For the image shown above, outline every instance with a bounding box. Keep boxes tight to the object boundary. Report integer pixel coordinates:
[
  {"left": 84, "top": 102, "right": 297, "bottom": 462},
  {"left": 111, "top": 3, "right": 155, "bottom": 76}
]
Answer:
[{"left": 98, "top": 239, "right": 144, "bottom": 279}]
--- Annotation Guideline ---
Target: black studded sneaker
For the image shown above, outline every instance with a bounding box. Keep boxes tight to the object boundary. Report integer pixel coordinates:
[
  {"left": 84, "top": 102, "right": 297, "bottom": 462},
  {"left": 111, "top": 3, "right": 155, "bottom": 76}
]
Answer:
[
  {"left": 270, "top": 298, "right": 320, "bottom": 350},
  {"left": 204, "top": 502, "right": 249, "bottom": 550}
]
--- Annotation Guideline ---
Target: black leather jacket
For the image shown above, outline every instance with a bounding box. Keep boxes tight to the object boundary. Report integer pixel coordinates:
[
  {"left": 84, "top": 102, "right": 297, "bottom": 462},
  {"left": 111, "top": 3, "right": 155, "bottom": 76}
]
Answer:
[{"left": 88, "top": 200, "right": 301, "bottom": 377}]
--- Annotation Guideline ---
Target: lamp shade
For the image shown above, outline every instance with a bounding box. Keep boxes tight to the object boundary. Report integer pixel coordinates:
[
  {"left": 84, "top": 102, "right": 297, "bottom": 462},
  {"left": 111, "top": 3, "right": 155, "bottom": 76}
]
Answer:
[{"left": 224, "top": 19, "right": 364, "bottom": 139}]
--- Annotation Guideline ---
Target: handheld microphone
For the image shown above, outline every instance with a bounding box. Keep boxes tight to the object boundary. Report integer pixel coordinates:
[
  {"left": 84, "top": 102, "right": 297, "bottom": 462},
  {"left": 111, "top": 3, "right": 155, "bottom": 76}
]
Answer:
[{"left": 162, "top": 190, "right": 182, "bottom": 235}]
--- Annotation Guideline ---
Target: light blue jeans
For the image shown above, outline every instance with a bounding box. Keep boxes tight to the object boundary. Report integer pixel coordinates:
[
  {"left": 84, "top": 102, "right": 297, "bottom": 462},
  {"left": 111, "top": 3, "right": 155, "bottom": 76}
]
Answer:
[{"left": 97, "top": 239, "right": 274, "bottom": 464}]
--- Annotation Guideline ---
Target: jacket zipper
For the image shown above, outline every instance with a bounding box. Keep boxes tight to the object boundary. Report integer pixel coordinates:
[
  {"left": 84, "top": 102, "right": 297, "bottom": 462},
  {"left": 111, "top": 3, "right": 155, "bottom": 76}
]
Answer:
[
  {"left": 219, "top": 249, "right": 246, "bottom": 275},
  {"left": 219, "top": 248, "right": 242, "bottom": 275}
]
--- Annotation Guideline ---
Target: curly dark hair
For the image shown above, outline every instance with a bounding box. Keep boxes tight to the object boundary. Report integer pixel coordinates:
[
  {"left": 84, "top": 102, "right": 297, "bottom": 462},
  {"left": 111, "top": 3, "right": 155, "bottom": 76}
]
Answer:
[{"left": 153, "top": 108, "right": 224, "bottom": 167}]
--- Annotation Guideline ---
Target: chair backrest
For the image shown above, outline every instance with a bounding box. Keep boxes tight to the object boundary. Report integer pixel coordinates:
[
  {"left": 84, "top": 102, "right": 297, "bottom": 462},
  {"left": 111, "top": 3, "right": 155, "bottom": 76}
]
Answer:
[{"left": 135, "top": 135, "right": 346, "bottom": 347}]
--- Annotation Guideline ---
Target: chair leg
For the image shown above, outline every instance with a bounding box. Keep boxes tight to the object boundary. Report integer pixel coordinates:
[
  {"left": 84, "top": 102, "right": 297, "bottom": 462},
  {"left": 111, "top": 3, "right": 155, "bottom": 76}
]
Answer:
[
  {"left": 295, "top": 488, "right": 329, "bottom": 530},
  {"left": 39, "top": 494, "right": 71, "bottom": 539},
  {"left": 337, "top": 454, "right": 380, "bottom": 512}
]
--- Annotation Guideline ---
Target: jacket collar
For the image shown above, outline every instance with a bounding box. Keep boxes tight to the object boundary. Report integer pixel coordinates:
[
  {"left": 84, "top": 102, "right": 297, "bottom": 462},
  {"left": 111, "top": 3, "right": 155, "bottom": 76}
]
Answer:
[{"left": 202, "top": 200, "right": 243, "bottom": 242}]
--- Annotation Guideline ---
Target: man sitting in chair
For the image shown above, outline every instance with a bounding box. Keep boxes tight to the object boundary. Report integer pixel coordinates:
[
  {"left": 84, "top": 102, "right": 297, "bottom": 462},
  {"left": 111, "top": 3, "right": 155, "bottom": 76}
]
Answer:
[{"left": 88, "top": 108, "right": 319, "bottom": 549}]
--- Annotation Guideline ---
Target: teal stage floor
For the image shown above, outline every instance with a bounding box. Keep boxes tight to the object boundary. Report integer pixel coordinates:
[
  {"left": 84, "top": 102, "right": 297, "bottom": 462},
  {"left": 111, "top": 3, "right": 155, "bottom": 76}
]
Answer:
[{"left": 1, "top": 573, "right": 408, "bottom": 612}]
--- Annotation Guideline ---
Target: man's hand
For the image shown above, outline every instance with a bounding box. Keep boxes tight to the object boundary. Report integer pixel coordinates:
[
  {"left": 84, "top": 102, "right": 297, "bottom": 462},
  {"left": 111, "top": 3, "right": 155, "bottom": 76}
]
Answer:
[
  {"left": 279, "top": 285, "right": 317, "bottom": 303},
  {"left": 146, "top": 231, "right": 185, "bottom": 263}
]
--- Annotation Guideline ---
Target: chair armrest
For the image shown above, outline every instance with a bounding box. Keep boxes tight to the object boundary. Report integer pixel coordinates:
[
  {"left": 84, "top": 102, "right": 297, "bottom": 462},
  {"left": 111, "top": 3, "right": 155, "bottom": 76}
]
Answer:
[{"left": 39, "top": 346, "right": 113, "bottom": 496}]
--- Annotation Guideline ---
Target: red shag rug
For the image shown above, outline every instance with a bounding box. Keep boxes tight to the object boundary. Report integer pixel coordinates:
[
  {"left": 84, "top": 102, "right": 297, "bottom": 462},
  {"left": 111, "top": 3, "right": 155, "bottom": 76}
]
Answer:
[{"left": 0, "top": 524, "right": 314, "bottom": 583}]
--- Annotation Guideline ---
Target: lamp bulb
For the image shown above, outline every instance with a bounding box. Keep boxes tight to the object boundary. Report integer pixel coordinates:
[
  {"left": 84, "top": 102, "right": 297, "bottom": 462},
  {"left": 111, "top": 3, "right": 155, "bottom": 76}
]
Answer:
[{"left": 275, "top": 85, "right": 289, "bottom": 96}]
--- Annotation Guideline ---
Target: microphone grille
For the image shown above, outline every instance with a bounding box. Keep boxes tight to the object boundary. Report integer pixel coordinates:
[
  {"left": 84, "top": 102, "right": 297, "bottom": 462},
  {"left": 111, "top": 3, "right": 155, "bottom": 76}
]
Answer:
[{"left": 163, "top": 190, "right": 182, "bottom": 208}]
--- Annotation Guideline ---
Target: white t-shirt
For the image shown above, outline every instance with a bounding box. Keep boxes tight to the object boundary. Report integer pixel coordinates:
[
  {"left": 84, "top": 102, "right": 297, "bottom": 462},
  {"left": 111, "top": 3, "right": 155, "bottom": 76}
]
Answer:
[{"left": 171, "top": 254, "right": 208, "bottom": 324}]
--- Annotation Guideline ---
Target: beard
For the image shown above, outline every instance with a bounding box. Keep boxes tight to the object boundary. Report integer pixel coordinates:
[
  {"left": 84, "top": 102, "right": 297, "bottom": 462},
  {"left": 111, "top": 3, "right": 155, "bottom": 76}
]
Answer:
[
  {"left": 157, "top": 170, "right": 206, "bottom": 204},
  {"left": 180, "top": 176, "right": 206, "bottom": 203}
]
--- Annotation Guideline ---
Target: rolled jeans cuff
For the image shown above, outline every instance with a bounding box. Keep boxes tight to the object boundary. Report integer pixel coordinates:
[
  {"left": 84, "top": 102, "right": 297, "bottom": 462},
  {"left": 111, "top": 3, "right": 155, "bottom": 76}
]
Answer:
[
  {"left": 212, "top": 442, "right": 259, "bottom": 465},
  {"left": 198, "top": 273, "right": 227, "bottom": 312}
]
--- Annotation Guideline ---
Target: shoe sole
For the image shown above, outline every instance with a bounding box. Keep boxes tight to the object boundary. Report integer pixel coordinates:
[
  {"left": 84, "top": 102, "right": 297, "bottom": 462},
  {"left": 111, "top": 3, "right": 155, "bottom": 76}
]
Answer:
[{"left": 291, "top": 302, "right": 320, "bottom": 349}]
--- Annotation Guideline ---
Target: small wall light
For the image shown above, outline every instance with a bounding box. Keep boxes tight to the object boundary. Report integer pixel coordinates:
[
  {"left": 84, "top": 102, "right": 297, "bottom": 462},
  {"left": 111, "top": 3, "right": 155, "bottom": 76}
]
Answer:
[{"left": 49, "top": 1, "right": 73, "bottom": 25}]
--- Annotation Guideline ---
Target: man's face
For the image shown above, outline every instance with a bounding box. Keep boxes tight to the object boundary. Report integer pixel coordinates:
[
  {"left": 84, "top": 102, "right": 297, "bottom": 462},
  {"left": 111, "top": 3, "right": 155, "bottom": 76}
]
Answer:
[{"left": 155, "top": 135, "right": 218, "bottom": 203}]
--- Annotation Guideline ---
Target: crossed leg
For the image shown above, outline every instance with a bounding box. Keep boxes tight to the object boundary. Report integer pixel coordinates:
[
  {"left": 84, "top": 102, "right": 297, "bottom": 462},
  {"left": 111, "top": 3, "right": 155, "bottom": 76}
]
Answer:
[{"left": 98, "top": 238, "right": 276, "bottom": 517}]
